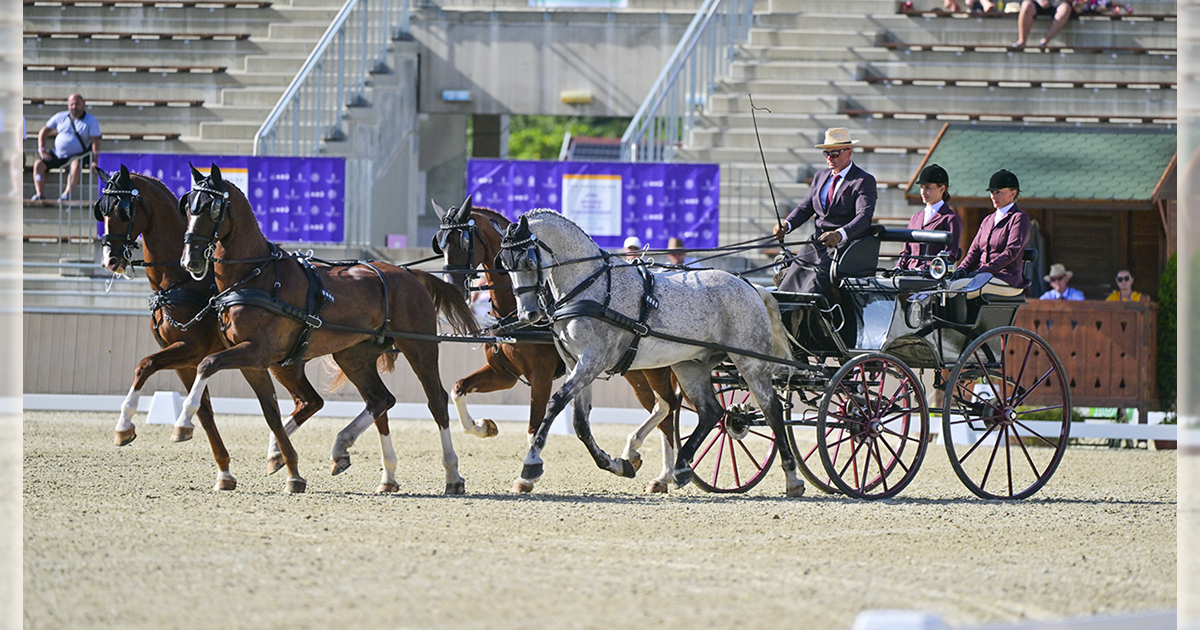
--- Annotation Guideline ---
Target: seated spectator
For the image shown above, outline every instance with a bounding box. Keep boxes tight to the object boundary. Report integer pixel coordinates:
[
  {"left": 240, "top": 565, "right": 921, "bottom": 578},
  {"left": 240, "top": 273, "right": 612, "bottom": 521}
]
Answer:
[
  {"left": 1106, "top": 269, "right": 1149, "bottom": 303},
  {"left": 897, "top": 163, "right": 962, "bottom": 271},
  {"left": 1039, "top": 263, "right": 1084, "bottom": 300},
  {"left": 623, "top": 236, "right": 643, "bottom": 262},
  {"left": 1013, "top": 0, "right": 1074, "bottom": 49},
  {"left": 33, "top": 93, "right": 101, "bottom": 201}
]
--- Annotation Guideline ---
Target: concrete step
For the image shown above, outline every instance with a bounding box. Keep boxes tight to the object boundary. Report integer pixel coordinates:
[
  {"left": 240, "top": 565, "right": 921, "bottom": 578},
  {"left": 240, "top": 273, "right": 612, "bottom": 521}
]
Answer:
[
  {"left": 242, "top": 53, "right": 310, "bottom": 74},
  {"left": 729, "top": 57, "right": 1176, "bottom": 84},
  {"left": 746, "top": 28, "right": 885, "bottom": 47},
  {"left": 197, "top": 120, "right": 267, "bottom": 140}
]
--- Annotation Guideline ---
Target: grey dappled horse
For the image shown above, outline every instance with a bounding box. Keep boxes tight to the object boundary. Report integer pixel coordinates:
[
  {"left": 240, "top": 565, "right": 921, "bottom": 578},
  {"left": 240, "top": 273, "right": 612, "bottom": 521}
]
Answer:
[{"left": 497, "top": 210, "right": 805, "bottom": 497}]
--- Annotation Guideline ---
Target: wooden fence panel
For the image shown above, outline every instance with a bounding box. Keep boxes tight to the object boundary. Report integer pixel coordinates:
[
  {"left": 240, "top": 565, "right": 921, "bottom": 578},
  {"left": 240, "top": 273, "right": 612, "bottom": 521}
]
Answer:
[{"left": 1013, "top": 300, "right": 1159, "bottom": 414}]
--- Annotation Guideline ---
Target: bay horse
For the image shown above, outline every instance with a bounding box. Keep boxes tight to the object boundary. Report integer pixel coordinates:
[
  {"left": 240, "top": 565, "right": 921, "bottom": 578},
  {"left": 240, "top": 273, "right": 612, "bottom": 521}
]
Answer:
[
  {"left": 95, "top": 165, "right": 324, "bottom": 491},
  {"left": 497, "top": 210, "right": 805, "bottom": 497},
  {"left": 178, "top": 163, "right": 478, "bottom": 494},
  {"left": 432, "top": 198, "right": 682, "bottom": 493}
]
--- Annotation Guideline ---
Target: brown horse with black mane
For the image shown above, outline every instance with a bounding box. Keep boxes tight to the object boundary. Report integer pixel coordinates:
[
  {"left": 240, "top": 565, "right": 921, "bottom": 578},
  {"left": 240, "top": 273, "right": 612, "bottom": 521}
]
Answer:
[
  {"left": 433, "top": 197, "right": 682, "bottom": 493},
  {"left": 179, "top": 164, "right": 477, "bottom": 494},
  {"left": 96, "top": 165, "right": 324, "bottom": 491}
]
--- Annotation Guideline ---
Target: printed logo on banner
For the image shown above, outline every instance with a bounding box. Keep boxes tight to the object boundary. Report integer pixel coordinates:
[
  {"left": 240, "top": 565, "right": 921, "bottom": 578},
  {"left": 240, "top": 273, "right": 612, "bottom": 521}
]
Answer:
[
  {"left": 466, "top": 159, "right": 719, "bottom": 251},
  {"left": 97, "top": 154, "right": 346, "bottom": 243}
]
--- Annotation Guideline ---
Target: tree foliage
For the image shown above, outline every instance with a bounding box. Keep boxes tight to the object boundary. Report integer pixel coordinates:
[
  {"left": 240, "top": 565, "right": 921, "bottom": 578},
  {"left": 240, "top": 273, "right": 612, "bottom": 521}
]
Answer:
[
  {"left": 507, "top": 116, "right": 630, "bottom": 160},
  {"left": 1158, "top": 252, "right": 1176, "bottom": 412}
]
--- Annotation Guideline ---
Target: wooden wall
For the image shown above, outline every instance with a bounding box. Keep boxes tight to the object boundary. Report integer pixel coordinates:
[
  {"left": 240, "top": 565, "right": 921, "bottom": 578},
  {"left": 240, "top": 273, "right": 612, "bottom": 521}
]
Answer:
[
  {"left": 1014, "top": 300, "right": 1160, "bottom": 414},
  {"left": 23, "top": 312, "right": 645, "bottom": 408}
]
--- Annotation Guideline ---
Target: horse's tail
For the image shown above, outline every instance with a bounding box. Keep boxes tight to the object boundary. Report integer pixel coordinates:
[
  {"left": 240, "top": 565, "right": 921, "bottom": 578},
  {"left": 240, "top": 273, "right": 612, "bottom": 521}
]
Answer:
[
  {"left": 412, "top": 269, "right": 480, "bottom": 335},
  {"left": 755, "top": 286, "right": 790, "bottom": 363}
]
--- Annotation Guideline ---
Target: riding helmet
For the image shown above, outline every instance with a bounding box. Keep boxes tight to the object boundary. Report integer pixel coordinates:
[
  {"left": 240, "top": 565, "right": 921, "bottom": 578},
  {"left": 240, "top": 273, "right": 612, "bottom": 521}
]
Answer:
[
  {"left": 986, "top": 169, "right": 1020, "bottom": 192},
  {"left": 915, "top": 164, "right": 949, "bottom": 186}
]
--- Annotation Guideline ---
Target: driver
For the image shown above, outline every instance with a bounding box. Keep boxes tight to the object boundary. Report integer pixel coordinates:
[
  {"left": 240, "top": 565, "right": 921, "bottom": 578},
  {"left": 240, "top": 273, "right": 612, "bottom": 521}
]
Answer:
[{"left": 772, "top": 127, "right": 877, "bottom": 297}]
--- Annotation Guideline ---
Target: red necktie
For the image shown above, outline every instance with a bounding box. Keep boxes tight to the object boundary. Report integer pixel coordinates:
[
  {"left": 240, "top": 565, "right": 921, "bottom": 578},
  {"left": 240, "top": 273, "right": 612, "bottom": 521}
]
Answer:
[{"left": 826, "top": 174, "right": 840, "bottom": 208}]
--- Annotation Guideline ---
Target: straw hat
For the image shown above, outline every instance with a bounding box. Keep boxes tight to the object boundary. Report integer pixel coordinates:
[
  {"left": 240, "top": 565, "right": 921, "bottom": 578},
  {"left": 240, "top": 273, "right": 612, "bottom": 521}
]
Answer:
[
  {"left": 667, "top": 237, "right": 685, "bottom": 251},
  {"left": 1044, "top": 263, "right": 1073, "bottom": 282},
  {"left": 623, "top": 236, "right": 643, "bottom": 250},
  {"left": 814, "top": 127, "right": 861, "bottom": 149}
]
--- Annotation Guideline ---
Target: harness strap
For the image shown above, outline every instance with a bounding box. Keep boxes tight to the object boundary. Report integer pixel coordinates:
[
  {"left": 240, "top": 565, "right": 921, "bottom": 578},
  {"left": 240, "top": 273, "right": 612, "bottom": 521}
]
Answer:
[{"left": 609, "top": 266, "right": 657, "bottom": 376}]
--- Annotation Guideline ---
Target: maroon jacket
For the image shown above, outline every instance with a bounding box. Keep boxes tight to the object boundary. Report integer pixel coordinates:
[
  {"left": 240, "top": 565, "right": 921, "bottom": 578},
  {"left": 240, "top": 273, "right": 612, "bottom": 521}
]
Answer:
[
  {"left": 958, "top": 204, "right": 1032, "bottom": 288},
  {"left": 783, "top": 163, "right": 876, "bottom": 241},
  {"left": 897, "top": 201, "right": 963, "bottom": 270}
]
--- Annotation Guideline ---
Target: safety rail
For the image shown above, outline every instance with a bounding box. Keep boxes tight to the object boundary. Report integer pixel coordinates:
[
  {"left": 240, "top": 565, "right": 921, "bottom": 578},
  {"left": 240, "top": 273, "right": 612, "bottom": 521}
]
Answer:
[
  {"left": 252, "top": 0, "right": 410, "bottom": 157},
  {"left": 619, "top": 0, "right": 752, "bottom": 163}
]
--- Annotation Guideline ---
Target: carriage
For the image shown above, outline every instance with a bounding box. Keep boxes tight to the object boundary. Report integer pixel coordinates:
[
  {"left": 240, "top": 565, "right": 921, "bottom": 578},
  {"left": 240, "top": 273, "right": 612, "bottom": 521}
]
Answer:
[{"left": 680, "top": 227, "right": 1072, "bottom": 500}]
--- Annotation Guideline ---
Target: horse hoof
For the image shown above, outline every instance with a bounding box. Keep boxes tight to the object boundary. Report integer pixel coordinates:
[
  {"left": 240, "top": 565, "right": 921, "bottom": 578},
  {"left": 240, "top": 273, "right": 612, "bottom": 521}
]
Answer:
[
  {"left": 616, "top": 458, "right": 638, "bottom": 478},
  {"left": 330, "top": 456, "right": 351, "bottom": 476},
  {"left": 286, "top": 478, "right": 307, "bottom": 493},
  {"left": 787, "top": 482, "right": 806, "bottom": 498},
  {"left": 376, "top": 481, "right": 399, "bottom": 494},
  {"left": 171, "top": 426, "right": 194, "bottom": 443},
  {"left": 673, "top": 467, "right": 694, "bottom": 489},
  {"left": 445, "top": 480, "right": 466, "bottom": 495},
  {"left": 114, "top": 428, "right": 136, "bottom": 447},
  {"left": 266, "top": 455, "right": 285, "bottom": 476},
  {"left": 482, "top": 419, "right": 499, "bottom": 438},
  {"left": 213, "top": 478, "right": 237, "bottom": 491},
  {"left": 521, "top": 462, "right": 543, "bottom": 482},
  {"left": 645, "top": 481, "right": 669, "bottom": 494},
  {"left": 512, "top": 478, "right": 535, "bottom": 493}
]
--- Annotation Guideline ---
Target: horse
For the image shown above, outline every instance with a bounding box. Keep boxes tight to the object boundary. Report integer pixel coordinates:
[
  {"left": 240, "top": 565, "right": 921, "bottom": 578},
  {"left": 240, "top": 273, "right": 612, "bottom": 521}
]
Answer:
[
  {"left": 432, "top": 197, "right": 682, "bottom": 493},
  {"left": 95, "top": 165, "right": 325, "bottom": 491},
  {"left": 497, "top": 210, "right": 805, "bottom": 497},
  {"left": 178, "top": 163, "right": 478, "bottom": 494}
]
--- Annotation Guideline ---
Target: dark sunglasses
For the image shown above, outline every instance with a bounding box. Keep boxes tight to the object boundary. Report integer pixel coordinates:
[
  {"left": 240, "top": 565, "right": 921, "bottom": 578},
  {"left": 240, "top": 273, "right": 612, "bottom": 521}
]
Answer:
[
  {"left": 822, "top": 149, "right": 847, "bottom": 158},
  {"left": 1116, "top": 275, "right": 1132, "bottom": 282}
]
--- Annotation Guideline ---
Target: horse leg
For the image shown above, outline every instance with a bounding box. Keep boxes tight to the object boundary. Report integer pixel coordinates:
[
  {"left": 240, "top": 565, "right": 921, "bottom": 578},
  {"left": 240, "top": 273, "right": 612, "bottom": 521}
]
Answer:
[
  {"left": 265, "top": 363, "right": 325, "bottom": 475},
  {"left": 449, "top": 362, "right": 515, "bottom": 438},
  {"left": 669, "top": 362, "right": 724, "bottom": 490},
  {"left": 398, "top": 339, "right": 466, "bottom": 495},
  {"left": 115, "top": 340, "right": 194, "bottom": 445},
  {"left": 175, "top": 366, "right": 236, "bottom": 491},
  {"left": 327, "top": 346, "right": 404, "bottom": 493},
  {"left": 569, "top": 384, "right": 635, "bottom": 479},
  {"left": 515, "top": 360, "right": 605, "bottom": 493},
  {"left": 646, "top": 368, "right": 681, "bottom": 494},
  {"left": 618, "top": 375, "right": 675, "bottom": 492},
  {"left": 240, "top": 367, "right": 307, "bottom": 493},
  {"left": 740, "top": 363, "right": 804, "bottom": 497}
]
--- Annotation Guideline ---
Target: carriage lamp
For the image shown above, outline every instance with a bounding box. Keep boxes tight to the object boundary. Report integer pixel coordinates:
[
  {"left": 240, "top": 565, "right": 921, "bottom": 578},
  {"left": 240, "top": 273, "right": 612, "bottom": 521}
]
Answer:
[
  {"left": 929, "top": 257, "right": 948, "bottom": 280},
  {"left": 772, "top": 253, "right": 787, "bottom": 275}
]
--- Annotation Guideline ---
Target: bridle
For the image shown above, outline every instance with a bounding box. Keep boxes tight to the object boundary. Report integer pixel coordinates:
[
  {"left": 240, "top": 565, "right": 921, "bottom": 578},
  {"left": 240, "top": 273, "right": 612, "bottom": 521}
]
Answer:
[
  {"left": 433, "top": 211, "right": 481, "bottom": 292},
  {"left": 180, "top": 180, "right": 231, "bottom": 280},
  {"left": 94, "top": 181, "right": 146, "bottom": 270}
]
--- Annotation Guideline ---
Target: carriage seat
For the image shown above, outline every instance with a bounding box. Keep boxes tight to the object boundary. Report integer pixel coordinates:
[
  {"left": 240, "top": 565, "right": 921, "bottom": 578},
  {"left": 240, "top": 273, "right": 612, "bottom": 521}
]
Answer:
[{"left": 834, "top": 226, "right": 955, "bottom": 281}]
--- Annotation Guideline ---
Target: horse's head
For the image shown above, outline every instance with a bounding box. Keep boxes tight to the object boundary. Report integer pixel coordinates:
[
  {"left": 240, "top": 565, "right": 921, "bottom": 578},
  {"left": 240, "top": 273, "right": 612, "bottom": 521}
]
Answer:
[
  {"left": 431, "top": 195, "right": 478, "bottom": 302},
  {"left": 95, "top": 164, "right": 146, "bottom": 277},
  {"left": 497, "top": 215, "right": 549, "bottom": 325},
  {"left": 180, "top": 163, "right": 232, "bottom": 281}
]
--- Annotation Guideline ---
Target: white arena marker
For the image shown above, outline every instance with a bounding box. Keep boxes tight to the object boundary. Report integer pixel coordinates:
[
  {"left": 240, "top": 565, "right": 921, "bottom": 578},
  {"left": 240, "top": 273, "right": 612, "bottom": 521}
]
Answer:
[
  {"left": 852, "top": 610, "right": 945, "bottom": 630},
  {"left": 146, "top": 391, "right": 183, "bottom": 425}
]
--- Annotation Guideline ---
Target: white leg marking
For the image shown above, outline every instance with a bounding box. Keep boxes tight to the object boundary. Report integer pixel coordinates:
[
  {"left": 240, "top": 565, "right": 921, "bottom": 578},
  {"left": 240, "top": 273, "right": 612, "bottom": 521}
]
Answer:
[
  {"left": 451, "top": 390, "right": 489, "bottom": 438},
  {"left": 439, "top": 427, "right": 463, "bottom": 487},
  {"left": 379, "top": 432, "right": 398, "bottom": 489},
  {"left": 116, "top": 385, "right": 140, "bottom": 434},
  {"left": 654, "top": 428, "right": 676, "bottom": 488},
  {"left": 178, "top": 375, "right": 208, "bottom": 426}
]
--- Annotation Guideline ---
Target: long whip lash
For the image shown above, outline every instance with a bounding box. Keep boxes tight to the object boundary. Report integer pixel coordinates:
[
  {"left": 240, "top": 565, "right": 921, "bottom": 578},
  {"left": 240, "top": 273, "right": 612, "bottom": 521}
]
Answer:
[{"left": 749, "top": 93, "right": 793, "bottom": 257}]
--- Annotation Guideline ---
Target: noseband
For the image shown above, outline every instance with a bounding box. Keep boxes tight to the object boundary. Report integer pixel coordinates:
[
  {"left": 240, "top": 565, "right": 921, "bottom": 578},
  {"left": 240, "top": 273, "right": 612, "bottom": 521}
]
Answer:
[{"left": 434, "top": 215, "right": 481, "bottom": 288}]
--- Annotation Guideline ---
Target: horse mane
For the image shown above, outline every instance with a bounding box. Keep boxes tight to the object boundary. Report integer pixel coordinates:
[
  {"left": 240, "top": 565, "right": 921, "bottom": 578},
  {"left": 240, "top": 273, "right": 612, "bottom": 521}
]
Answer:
[
  {"left": 471, "top": 206, "right": 511, "bottom": 227},
  {"left": 524, "top": 208, "right": 592, "bottom": 243}
]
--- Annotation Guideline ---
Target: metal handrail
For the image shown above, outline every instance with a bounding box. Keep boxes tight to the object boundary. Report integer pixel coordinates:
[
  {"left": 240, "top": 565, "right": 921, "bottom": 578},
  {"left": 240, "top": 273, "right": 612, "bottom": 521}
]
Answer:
[
  {"left": 619, "top": 0, "right": 752, "bottom": 163},
  {"left": 253, "top": 0, "right": 411, "bottom": 156}
]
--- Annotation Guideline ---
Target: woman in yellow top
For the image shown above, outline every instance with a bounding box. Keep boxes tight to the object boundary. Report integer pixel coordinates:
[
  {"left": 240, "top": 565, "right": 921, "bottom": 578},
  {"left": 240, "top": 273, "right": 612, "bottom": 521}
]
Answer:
[{"left": 1105, "top": 269, "right": 1148, "bottom": 303}]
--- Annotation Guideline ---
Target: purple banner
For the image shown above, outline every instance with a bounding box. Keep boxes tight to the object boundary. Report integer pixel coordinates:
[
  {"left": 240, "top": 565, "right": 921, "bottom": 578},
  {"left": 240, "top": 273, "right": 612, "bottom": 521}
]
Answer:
[
  {"left": 97, "top": 154, "right": 346, "bottom": 243},
  {"left": 466, "top": 159, "right": 720, "bottom": 250}
]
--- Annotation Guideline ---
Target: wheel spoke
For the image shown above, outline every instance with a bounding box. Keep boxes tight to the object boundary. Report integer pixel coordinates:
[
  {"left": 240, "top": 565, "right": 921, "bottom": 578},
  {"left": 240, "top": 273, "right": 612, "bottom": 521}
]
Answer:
[{"left": 733, "top": 435, "right": 766, "bottom": 473}]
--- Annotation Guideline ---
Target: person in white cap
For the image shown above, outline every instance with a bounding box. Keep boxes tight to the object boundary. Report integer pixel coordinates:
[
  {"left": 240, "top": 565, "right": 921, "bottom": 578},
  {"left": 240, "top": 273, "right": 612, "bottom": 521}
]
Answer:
[
  {"left": 772, "top": 127, "right": 877, "bottom": 296},
  {"left": 623, "top": 235, "right": 643, "bottom": 261}
]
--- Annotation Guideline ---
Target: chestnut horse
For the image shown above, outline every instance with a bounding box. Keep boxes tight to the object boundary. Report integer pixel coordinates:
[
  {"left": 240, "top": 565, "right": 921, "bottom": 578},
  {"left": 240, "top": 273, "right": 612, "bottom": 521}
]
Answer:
[
  {"left": 179, "top": 164, "right": 477, "bottom": 494},
  {"left": 96, "top": 165, "right": 324, "bottom": 491},
  {"left": 433, "top": 198, "right": 682, "bottom": 493}
]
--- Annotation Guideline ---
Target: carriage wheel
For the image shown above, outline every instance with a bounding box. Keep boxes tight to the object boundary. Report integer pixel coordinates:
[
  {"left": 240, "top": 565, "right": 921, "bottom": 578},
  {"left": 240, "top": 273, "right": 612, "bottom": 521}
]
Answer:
[
  {"left": 784, "top": 391, "right": 841, "bottom": 495},
  {"left": 942, "top": 327, "right": 1071, "bottom": 500},
  {"left": 676, "top": 383, "right": 778, "bottom": 493},
  {"left": 816, "top": 353, "right": 929, "bottom": 500}
]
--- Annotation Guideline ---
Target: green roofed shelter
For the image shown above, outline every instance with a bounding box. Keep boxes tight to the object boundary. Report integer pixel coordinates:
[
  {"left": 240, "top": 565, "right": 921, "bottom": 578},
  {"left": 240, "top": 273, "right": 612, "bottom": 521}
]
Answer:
[{"left": 905, "top": 123, "right": 1176, "bottom": 300}]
